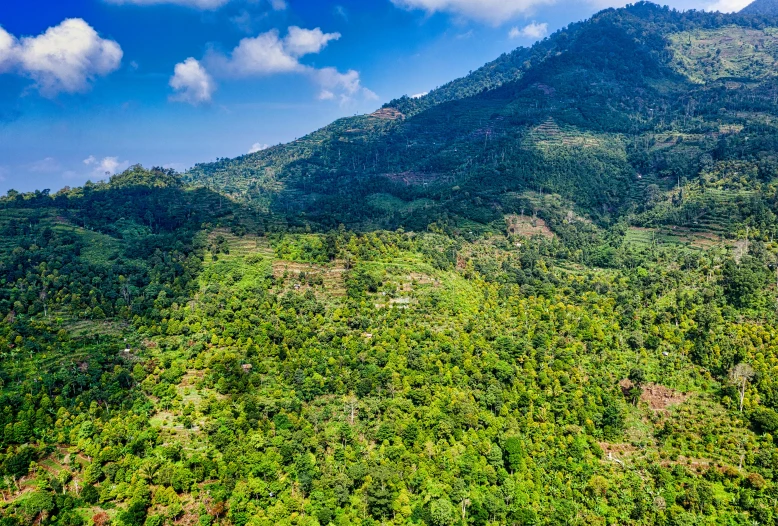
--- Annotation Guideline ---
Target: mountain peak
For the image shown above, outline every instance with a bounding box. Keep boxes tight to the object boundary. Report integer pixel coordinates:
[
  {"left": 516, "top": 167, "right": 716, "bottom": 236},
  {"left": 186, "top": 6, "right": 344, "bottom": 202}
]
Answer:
[{"left": 740, "top": 0, "right": 778, "bottom": 15}]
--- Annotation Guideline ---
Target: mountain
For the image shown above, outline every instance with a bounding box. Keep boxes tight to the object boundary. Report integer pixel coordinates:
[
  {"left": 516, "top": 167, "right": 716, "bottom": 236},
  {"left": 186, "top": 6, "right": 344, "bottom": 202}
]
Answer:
[
  {"left": 741, "top": 0, "right": 778, "bottom": 16},
  {"left": 187, "top": 1, "right": 778, "bottom": 240},
  {"left": 5, "top": 3, "right": 778, "bottom": 525}
]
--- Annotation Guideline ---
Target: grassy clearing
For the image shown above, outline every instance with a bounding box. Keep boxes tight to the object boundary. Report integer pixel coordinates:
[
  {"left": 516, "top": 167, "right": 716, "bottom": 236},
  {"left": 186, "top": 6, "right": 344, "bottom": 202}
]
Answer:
[
  {"left": 505, "top": 214, "right": 555, "bottom": 239},
  {"left": 669, "top": 26, "right": 778, "bottom": 83},
  {"left": 625, "top": 226, "right": 728, "bottom": 249}
]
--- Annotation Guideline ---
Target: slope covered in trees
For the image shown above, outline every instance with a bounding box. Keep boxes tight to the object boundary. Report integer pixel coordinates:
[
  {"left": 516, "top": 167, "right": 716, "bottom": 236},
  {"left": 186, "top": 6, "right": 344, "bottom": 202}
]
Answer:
[
  {"left": 186, "top": 2, "right": 778, "bottom": 239},
  {"left": 741, "top": 0, "right": 778, "bottom": 16},
  {"left": 3, "top": 163, "right": 778, "bottom": 525},
  {"left": 3, "top": 2, "right": 778, "bottom": 525}
]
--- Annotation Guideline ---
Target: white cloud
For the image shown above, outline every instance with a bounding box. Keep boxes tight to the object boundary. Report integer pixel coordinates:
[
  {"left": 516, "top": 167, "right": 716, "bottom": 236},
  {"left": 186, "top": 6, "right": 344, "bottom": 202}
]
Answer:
[
  {"left": 284, "top": 27, "right": 341, "bottom": 57},
  {"left": 84, "top": 155, "right": 130, "bottom": 176},
  {"left": 391, "top": 0, "right": 555, "bottom": 24},
  {"left": 269, "top": 0, "right": 287, "bottom": 10},
  {"left": 208, "top": 27, "right": 341, "bottom": 77},
  {"left": 249, "top": 143, "right": 270, "bottom": 153},
  {"left": 170, "top": 57, "right": 216, "bottom": 105},
  {"left": 104, "top": 0, "right": 231, "bottom": 8},
  {"left": 315, "top": 68, "right": 360, "bottom": 96},
  {"left": 208, "top": 30, "right": 303, "bottom": 76},
  {"left": 0, "top": 27, "right": 17, "bottom": 72},
  {"left": 411, "top": 91, "right": 428, "bottom": 98},
  {"left": 0, "top": 19, "right": 122, "bottom": 97},
  {"left": 706, "top": 0, "right": 752, "bottom": 11},
  {"left": 509, "top": 21, "right": 548, "bottom": 39},
  {"left": 314, "top": 67, "right": 378, "bottom": 105},
  {"left": 199, "top": 26, "right": 373, "bottom": 105}
]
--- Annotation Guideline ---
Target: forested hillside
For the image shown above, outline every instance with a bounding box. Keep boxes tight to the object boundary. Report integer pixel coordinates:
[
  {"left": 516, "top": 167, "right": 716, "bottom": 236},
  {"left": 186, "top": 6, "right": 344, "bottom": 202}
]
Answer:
[
  {"left": 741, "top": 0, "right": 778, "bottom": 16},
  {"left": 186, "top": 2, "right": 778, "bottom": 240},
  {"left": 3, "top": 2, "right": 778, "bottom": 525}
]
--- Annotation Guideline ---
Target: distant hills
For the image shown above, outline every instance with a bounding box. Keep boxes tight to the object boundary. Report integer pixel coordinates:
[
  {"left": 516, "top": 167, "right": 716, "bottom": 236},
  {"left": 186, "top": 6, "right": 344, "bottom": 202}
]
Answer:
[
  {"left": 741, "top": 0, "right": 778, "bottom": 16},
  {"left": 186, "top": 1, "right": 778, "bottom": 239}
]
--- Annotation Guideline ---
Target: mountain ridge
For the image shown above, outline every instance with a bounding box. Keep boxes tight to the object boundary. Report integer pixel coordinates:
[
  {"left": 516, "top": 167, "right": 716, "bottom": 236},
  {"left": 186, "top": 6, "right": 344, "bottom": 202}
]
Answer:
[
  {"left": 741, "top": 0, "right": 778, "bottom": 16},
  {"left": 186, "top": 1, "right": 778, "bottom": 238},
  {"left": 4, "top": 3, "right": 778, "bottom": 524}
]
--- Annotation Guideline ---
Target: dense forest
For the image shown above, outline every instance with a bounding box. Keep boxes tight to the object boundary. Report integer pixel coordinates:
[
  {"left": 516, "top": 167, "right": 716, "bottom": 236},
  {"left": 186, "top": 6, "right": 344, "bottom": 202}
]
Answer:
[{"left": 3, "top": 2, "right": 778, "bottom": 525}]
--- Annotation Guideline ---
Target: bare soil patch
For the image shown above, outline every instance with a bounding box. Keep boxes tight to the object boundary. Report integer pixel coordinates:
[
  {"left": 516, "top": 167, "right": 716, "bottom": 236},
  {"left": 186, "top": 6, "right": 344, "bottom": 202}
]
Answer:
[
  {"left": 505, "top": 214, "right": 554, "bottom": 239},
  {"left": 620, "top": 380, "right": 689, "bottom": 411},
  {"left": 370, "top": 108, "right": 405, "bottom": 120}
]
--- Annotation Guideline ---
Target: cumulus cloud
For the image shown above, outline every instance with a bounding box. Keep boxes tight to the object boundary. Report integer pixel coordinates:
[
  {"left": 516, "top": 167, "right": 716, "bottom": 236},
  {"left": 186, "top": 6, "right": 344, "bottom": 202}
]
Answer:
[
  {"left": 207, "top": 27, "right": 341, "bottom": 76},
  {"left": 170, "top": 57, "right": 216, "bottom": 105},
  {"left": 411, "top": 91, "right": 428, "bottom": 99},
  {"left": 284, "top": 27, "right": 342, "bottom": 57},
  {"left": 84, "top": 155, "right": 130, "bottom": 176},
  {"left": 0, "top": 19, "right": 122, "bottom": 97},
  {"left": 509, "top": 21, "right": 548, "bottom": 39},
  {"left": 197, "top": 26, "right": 373, "bottom": 105},
  {"left": 391, "top": 0, "right": 555, "bottom": 24},
  {"left": 706, "top": 0, "right": 752, "bottom": 11},
  {"left": 0, "top": 27, "right": 16, "bottom": 72},
  {"left": 314, "top": 67, "right": 377, "bottom": 104},
  {"left": 249, "top": 143, "right": 269, "bottom": 154},
  {"left": 207, "top": 30, "right": 304, "bottom": 76}
]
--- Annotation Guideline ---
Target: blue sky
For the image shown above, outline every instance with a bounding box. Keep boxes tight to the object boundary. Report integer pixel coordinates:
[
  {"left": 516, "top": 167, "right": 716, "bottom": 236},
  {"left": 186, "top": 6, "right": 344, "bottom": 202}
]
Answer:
[{"left": 0, "top": 0, "right": 751, "bottom": 194}]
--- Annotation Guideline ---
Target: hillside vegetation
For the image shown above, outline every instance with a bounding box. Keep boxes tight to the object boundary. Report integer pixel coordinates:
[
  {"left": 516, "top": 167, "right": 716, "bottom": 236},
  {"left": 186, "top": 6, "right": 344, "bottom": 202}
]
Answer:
[
  {"left": 3, "top": 2, "right": 778, "bottom": 526},
  {"left": 742, "top": 0, "right": 778, "bottom": 17},
  {"left": 186, "top": 2, "right": 778, "bottom": 243}
]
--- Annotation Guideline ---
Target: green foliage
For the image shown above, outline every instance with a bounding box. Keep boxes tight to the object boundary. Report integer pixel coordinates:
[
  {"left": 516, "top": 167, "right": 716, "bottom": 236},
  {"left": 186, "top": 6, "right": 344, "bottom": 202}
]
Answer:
[
  {"left": 752, "top": 407, "right": 778, "bottom": 435},
  {"left": 723, "top": 256, "right": 771, "bottom": 308},
  {"left": 184, "top": 3, "right": 778, "bottom": 241},
  {"left": 4, "top": 4, "right": 778, "bottom": 525}
]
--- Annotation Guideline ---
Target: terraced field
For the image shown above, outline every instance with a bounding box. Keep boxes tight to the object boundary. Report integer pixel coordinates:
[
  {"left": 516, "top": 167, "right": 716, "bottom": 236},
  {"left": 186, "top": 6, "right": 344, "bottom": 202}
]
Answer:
[
  {"left": 206, "top": 228, "right": 347, "bottom": 297},
  {"left": 505, "top": 214, "right": 555, "bottom": 238},
  {"left": 524, "top": 118, "right": 604, "bottom": 150}
]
